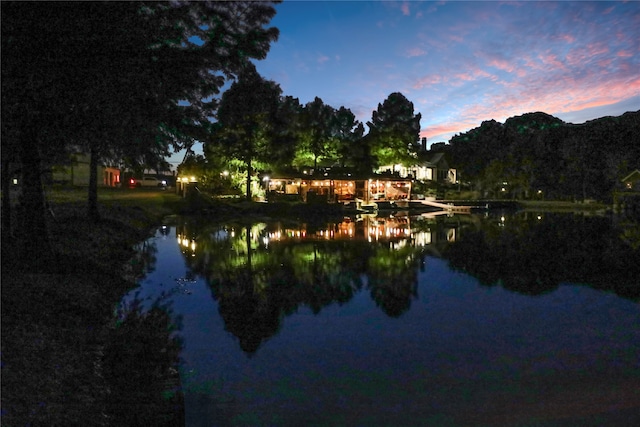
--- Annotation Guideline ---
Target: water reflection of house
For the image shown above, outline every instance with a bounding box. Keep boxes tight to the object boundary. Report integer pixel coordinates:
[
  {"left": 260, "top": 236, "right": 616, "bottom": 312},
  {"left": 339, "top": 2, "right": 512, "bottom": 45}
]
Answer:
[
  {"left": 51, "top": 153, "right": 120, "bottom": 187},
  {"left": 266, "top": 173, "right": 412, "bottom": 204},
  {"left": 261, "top": 216, "right": 457, "bottom": 251}
]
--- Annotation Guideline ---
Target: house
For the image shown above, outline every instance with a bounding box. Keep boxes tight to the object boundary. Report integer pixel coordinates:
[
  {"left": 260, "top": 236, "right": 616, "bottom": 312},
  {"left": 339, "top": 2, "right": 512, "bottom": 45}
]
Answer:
[
  {"left": 265, "top": 172, "right": 411, "bottom": 204},
  {"left": 51, "top": 153, "right": 121, "bottom": 187},
  {"left": 377, "top": 153, "right": 457, "bottom": 184}
]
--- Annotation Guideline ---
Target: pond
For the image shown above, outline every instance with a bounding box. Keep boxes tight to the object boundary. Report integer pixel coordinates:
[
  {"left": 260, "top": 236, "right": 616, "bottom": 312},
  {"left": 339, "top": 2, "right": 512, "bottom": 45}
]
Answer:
[{"left": 123, "top": 211, "right": 640, "bottom": 426}]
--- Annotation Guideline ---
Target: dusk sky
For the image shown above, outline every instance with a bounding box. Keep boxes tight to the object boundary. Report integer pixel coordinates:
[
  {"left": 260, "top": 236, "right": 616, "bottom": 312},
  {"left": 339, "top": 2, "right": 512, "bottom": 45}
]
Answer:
[
  {"left": 256, "top": 0, "right": 639, "bottom": 144},
  {"left": 176, "top": 0, "right": 639, "bottom": 165}
]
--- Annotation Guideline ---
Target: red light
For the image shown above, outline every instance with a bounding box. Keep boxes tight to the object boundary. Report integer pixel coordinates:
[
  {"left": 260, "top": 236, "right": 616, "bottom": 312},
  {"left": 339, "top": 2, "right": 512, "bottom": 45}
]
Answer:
[{"left": 130, "top": 178, "right": 135, "bottom": 184}]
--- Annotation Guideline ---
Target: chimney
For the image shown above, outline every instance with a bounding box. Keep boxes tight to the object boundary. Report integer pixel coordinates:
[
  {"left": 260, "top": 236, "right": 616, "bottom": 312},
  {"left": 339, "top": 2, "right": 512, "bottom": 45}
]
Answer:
[{"left": 421, "top": 137, "right": 427, "bottom": 151}]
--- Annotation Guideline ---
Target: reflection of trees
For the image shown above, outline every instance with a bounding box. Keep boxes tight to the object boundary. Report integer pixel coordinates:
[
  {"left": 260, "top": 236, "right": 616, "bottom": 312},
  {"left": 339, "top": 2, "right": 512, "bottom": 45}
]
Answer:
[
  {"left": 131, "top": 239, "right": 159, "bottom": 278},
  {"left": 368, "top": 245, "right": 421, "bottom": 317},
  {"left": 180, "top": 220, "right": 429, "bottom": 353},
  {"left": 443, "top": 213, "right": 640, "bottom": 300}
]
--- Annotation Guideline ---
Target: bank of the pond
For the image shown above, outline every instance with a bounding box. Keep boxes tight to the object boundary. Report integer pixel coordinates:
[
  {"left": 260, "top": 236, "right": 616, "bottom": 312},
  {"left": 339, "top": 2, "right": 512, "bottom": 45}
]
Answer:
[{"left": 1, "top": 188, "right": 187, "bottom": 426}]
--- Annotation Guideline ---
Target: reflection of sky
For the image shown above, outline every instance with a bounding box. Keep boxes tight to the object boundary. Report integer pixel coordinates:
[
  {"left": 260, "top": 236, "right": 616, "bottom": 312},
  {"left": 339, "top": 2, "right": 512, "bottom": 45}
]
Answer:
[{"left": 123, "top": 224, "right": 640, "bottom": 425}]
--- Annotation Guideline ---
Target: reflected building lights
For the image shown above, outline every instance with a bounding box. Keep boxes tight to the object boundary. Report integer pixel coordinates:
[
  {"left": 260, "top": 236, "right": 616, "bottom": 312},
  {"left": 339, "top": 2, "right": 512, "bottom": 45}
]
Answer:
[{"left": 175, "top": 215, "right": 459, "bottom": 257}]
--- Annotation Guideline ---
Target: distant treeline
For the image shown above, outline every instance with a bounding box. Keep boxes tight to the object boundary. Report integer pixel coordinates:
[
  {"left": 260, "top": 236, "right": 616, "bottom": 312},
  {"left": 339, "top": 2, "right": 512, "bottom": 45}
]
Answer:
[{"left": 436, "top": 110, "right": 640, "bottom": 201}]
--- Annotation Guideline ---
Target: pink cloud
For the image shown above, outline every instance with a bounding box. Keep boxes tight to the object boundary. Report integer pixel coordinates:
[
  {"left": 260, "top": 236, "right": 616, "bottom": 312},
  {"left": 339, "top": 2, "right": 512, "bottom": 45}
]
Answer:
[
  {"left": 401, "top": 2, "right": 410, "bottom": 16},
  {"left": 422, "top": 123, "right": 474, "bottom": 141},
  {"left": 488, "top": 58, "right": 515, "bottom": 73},
  {"left": 617, "top": 50, "right": 633, "bottom": 58},
  {"left": 454, "top": 73, "right": 474, "bottom": 82},
  {"left": 406, "top": 47, "right": 427, "bottom": 58},
  {"left": 420, "top": 69, "right": 640, "bottom": 142},
  {"left": 602, "top": 6, "right": 615, "bottom": 15},
  {"left": 413, "top": 75, "right": 443, "bottom": 89},
  {"left": 598, "top": 58, "right": 613, "bottom": 68},
  {"left": 586, "top": 42, "right": 609, "bottom": 57},
  {"left": 466, "top": 74, "right": 640, "bottom": 128},
  {"left": 561, "top": 34, "right": 576, "bottom": 44},
  {"left": 317, "top": 54, "right": 329, "bottom": 64}
]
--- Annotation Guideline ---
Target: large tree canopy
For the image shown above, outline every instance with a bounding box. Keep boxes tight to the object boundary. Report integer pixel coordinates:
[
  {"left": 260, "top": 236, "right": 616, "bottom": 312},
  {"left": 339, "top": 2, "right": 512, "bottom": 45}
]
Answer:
[
  {"left": 366, "top": 92, "right": 422, "bottom": 170},
  {"left": 297, "top": 97, "right": 337, "bottom": 169},
  {"left": 212, "top": 66, "right": 283, "bottom": 200},
  {"left": 1, "top": 1, "right": 280, "bottom": 260}
]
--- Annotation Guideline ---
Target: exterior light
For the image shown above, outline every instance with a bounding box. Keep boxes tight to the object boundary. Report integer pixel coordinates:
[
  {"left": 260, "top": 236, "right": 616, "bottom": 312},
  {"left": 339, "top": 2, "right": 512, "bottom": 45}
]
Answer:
[{"left": 263, "top": 176, "right": 270, "bottom": 182}]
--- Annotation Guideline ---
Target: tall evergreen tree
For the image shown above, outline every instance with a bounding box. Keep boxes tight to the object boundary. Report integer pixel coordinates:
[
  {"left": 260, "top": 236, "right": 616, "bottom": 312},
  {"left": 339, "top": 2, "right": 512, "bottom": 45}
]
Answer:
[
  {"left": 214, "top": 66, "right": 283, "bottom": 200},
  {"left": 367, "top": 92, "right": 422, "bottom": 170},
  {"left": 332, "top": 107, "right": 364, "bottom": 168},
  {"left": 297, "top": 97, "right": 337, "bottom": 170}
]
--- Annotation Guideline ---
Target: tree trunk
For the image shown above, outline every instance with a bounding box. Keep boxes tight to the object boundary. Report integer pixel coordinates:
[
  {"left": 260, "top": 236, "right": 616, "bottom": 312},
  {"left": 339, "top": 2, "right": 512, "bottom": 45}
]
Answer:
[
  {"left": 246, "top": 158, "right": 252, "bottom": 201},
  {"left": 1, "top": 155, "right": 12, "bottom": 240},
  {"left": 88, "top": 146, "right": 99, "bottom": 219},
  {"left": 18, "top": 132, "right": 52, "bottom": 268}
]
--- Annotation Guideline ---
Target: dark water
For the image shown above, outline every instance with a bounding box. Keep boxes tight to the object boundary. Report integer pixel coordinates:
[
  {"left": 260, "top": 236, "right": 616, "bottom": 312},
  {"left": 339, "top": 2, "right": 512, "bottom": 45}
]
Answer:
[{"left": 123, "top": 211, "right": 640, "bottom": 426}]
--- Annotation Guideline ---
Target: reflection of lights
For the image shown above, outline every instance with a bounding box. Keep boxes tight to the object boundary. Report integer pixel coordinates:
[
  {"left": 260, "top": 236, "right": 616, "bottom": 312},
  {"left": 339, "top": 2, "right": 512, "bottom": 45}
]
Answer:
[
  {"left": 413, "top": 231, "right": 432, "bottom": 246},
  {"left": 177, "top": 233, "right": 196, "bottom": 253}
]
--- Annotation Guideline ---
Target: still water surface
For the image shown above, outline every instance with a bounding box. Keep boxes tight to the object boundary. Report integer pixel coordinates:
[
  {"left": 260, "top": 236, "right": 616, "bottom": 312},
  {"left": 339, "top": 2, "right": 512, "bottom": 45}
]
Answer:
[{"left": 123, "top": 212, "right": 640, "bottom": 426}]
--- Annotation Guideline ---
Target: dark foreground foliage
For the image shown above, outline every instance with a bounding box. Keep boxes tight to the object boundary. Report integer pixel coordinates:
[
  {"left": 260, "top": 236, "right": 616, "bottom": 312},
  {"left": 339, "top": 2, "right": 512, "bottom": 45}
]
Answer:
[{"left": 1, "top": 190, "right": 185, "bottom": 426}]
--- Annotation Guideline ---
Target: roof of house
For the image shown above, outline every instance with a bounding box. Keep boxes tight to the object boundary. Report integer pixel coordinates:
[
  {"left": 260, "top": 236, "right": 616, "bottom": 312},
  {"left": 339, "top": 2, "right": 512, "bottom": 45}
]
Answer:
[{"left": 428, "top": 153, "right": 450, "bottom": 168}]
